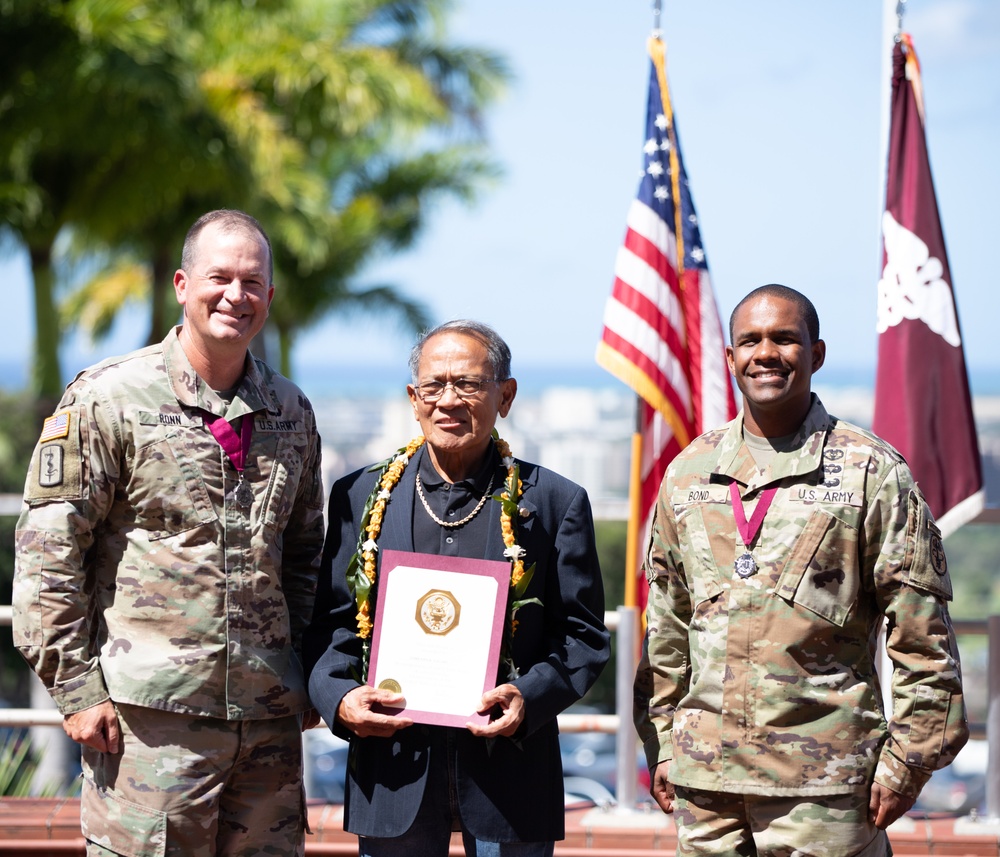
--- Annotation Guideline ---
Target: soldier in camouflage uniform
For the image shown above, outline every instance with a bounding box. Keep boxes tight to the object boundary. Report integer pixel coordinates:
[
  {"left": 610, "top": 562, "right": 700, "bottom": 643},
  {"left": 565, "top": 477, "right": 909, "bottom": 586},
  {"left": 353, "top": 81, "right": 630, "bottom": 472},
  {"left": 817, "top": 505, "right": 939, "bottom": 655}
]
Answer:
[
  {"left": 13, "top": 210, "right": 325, "bottom": 857},
  {"left": 634, "top": 285, "right": 968, "bottom": 856}
]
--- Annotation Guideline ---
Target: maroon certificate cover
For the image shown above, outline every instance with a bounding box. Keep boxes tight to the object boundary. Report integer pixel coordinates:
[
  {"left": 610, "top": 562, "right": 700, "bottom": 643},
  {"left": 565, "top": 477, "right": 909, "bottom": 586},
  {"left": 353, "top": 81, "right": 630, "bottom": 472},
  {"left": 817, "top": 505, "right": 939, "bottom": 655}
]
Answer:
[{"left": 367, "top": 549, "right": 509, "bottom": 727}]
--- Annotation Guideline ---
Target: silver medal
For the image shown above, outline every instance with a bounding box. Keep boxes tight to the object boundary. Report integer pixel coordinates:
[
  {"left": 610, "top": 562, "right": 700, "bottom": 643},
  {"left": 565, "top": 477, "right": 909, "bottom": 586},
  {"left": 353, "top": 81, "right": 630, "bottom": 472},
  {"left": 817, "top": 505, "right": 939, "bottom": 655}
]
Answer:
[
  {"left": 234, "top": 477, "right": 253, "bottom": 508},
  {"left": 734, "top": 552, "right": 757, "bottom": 579}
]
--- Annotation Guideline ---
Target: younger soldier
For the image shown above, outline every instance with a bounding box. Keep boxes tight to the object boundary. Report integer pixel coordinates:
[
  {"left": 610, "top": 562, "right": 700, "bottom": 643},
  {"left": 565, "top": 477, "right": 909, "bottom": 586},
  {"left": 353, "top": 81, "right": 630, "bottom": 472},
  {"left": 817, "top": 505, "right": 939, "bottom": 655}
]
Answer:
[{"left": 635, "top": 284, "right": 967, "bottom": 856}]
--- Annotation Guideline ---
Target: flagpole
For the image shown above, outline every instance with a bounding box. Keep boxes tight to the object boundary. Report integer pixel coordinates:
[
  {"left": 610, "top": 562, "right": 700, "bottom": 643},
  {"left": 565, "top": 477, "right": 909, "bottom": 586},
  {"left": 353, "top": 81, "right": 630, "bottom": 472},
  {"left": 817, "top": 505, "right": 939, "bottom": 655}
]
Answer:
[
  {"left": 621, "top": 0, "right": 665, "bottom": 613},
  {"left": 877, "top": 0, "right": 901, "bottom": 261},
  {"left": 875, "top": 0, "right": 899, "bottom": 768},
  {"left": 623, "top": 404, "right": 644, "bottom": 609},
  {"left": 613, "top": 1, "right": 669, "bottom": 814}
]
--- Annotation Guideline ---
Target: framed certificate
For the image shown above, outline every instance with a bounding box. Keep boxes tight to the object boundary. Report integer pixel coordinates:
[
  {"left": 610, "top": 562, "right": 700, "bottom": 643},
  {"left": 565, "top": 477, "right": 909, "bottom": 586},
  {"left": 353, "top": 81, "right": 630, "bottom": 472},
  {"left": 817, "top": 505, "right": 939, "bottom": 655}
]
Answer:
[{"left": 367, "top": 549, "right": 509, "bottom": 727}]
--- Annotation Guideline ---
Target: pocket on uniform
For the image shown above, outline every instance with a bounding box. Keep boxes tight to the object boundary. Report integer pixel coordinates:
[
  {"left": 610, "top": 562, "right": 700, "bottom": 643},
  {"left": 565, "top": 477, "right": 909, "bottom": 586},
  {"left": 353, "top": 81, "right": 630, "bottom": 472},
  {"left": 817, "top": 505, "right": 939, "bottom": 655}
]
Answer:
[
  {"left": 897, "top": 684, "right": 950, "bottom": 768},
  {"left": 11, "top": 529, "right": 46, "bottom": 646},
  {"left": 133, "top": 437, "right": 217, "bottom": 540},
  {"left": 851, "top": 829, "right": 890, "bottom": 857},
  {"left": 260, "top": 442, "right": 305, "bottom": 534},
  {"left": 81, "top": 775, "right": 167, "bottom": 857},
  {"left": 905, "top": 489, "right": 952, "bottom": 601},
  {"left": 675, "top": 504, "right": 725, "bottom": 606},
  {"left": 776, "top": 508, "right": 859, "bottom": 627}
]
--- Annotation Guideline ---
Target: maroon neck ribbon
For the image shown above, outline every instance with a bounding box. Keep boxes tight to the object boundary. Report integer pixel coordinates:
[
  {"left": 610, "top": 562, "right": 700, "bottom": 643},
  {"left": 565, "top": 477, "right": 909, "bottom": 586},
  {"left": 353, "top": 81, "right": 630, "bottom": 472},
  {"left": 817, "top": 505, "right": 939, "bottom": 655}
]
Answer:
[
  {"left": 729, "top": 481, "right": 778, "bottom": 547},
  {"left": 202, "top": 412, "right": 253, "bottom": 475}
]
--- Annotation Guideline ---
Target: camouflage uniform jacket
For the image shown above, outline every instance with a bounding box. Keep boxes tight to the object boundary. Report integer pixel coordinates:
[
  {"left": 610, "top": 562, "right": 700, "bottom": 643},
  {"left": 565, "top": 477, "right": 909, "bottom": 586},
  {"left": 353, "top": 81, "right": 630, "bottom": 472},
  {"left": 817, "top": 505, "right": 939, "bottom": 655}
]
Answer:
[
  {"left": 13, "top": 327, "right": 325, "bottom": 720},
  {"left": 634, "top": 396, "right": 967, "bottom": 799}
]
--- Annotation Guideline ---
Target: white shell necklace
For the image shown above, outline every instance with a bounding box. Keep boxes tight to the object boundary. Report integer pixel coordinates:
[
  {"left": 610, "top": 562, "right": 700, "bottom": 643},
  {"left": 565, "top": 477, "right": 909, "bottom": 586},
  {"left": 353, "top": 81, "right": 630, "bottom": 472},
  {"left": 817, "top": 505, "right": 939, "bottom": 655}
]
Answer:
[{"left": 415, "top": 471, "right": 495, "bottom": 528}]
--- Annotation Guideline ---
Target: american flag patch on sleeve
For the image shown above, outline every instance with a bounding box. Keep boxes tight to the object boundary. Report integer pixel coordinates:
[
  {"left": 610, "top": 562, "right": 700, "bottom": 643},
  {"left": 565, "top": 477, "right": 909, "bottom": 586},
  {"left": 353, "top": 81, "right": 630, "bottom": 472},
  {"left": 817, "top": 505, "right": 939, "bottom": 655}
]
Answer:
[{"left": 40, "top": 411, "right": 71, "bottom": 442}]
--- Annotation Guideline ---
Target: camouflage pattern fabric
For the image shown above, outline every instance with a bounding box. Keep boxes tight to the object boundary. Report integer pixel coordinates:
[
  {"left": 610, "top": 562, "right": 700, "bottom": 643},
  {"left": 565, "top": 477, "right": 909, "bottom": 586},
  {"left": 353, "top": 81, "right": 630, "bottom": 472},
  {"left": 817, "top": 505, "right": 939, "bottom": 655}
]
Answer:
[
  {"left": 634, "top": 396, "right": 968, "bottom": 800},
  {"left": 81, "top": 704, "right": 306, "bottom": 857},
  {"left": 13, "top": 326, "right": 325, "bottom": 720},
  {"left": 672, "top": 788, "right": 890, "bottom": 856}
]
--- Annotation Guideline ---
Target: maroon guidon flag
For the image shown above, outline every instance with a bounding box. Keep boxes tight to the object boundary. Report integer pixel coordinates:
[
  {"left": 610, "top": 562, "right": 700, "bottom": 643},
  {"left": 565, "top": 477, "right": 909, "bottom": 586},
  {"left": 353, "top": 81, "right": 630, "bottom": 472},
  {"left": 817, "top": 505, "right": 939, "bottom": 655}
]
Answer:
[{"left": 872, "top": 34, "right": 984, "bottom": 536}]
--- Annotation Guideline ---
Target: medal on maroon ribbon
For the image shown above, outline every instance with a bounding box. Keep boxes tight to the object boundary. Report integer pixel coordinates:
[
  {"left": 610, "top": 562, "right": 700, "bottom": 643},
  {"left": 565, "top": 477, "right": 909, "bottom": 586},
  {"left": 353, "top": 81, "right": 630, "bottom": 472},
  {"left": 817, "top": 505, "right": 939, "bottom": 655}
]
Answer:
[
  {"left": 203, "top": 411, "right": 255, "bottom": 513},
  {"left": 734, "top": 552, "right": 758, "bottom": 579},
  {"left": 730, "top": 481, "right": 777, "bottom": 580},
  {"left": 234, "top": 476, "right": 254, "bottom": 508}
]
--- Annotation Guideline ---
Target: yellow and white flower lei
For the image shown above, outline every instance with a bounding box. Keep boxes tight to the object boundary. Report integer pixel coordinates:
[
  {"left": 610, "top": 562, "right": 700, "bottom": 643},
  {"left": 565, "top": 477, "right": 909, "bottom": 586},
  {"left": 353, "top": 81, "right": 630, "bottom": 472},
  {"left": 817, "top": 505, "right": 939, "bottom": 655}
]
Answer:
[{"left": 346, "top": 431, "right": 539, "bottom": 679}]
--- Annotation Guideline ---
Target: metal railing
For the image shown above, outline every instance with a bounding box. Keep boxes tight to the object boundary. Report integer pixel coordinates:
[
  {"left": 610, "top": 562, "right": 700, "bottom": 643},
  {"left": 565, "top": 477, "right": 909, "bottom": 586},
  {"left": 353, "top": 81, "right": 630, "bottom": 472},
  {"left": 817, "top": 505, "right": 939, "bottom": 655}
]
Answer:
[
  {"left": 1, "top": 480, "right": 636, "bottom": 779},
  {"left": 5, "top": 608, "right": 992, "bottom": 815},
  {"left": 0, "top": 609, "right": 632, "bottom": 721},
  {"left": 2, "top": 483, "right": 996, "bottom": 817},
  {"left": 0, "top": 603, "right": 642, "bottom": 807}
]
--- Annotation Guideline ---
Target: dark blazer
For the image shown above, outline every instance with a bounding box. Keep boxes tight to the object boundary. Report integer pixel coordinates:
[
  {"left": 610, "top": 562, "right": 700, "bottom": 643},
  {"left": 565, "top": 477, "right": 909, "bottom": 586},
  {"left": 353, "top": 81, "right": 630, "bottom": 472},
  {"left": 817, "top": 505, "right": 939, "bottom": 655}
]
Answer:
[{"left": 304, "top": 447, "right": 610, "bottom": 842}]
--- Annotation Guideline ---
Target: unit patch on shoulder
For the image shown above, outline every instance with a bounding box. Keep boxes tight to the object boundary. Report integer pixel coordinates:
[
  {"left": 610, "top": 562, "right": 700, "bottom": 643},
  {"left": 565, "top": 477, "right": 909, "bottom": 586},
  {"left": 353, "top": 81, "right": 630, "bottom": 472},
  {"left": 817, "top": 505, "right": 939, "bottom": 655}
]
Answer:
[
  {"left": 38, "top": 444, "right": 64, "bottom": 487},
  {"left": 40, "top": 411, "right": 71, "bottom": 442},
  {"left": 930, "top": 530, "right": 947, "bottom": 576},
  {"left": 26, "top": 407, "right": 84, "bottom": 502}
]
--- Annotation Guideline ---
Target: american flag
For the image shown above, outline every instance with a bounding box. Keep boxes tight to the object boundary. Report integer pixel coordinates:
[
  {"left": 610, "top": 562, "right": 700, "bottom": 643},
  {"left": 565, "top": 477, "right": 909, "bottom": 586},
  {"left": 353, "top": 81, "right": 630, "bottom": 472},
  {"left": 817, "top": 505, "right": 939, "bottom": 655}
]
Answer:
[
  {"left": 40, "top": 411, "right": 71, "bottom": 442},
  {"left": 596, "top": 37, "right": 735, "bottom": 607}
]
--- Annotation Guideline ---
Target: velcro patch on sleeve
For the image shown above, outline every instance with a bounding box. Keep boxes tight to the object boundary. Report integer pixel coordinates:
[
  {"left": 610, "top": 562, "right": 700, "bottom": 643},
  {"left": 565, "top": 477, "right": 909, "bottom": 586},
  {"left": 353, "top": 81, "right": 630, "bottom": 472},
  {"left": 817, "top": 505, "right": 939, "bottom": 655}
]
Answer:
[
  {"left": 905, "top": 490, "right": 952, "bottom": 601},
  {"left": 26, "top": 408, "right": 85, "bottom": 502},
  {"left": 40, "top": 410, "right": 71, "bottom": 442}
]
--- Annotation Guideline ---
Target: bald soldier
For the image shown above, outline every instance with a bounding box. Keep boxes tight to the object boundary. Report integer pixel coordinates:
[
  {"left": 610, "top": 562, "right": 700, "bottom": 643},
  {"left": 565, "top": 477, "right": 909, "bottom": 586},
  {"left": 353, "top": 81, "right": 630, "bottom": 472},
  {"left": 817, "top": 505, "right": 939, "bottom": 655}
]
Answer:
[{"left": 635, "top": 284, "right": 968, "bottom": 856}]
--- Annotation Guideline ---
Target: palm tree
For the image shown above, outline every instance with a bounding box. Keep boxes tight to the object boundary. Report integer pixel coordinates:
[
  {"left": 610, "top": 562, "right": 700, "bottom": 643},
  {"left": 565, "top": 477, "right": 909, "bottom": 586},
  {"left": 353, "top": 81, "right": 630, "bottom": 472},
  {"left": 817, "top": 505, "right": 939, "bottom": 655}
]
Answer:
[
  {"left": 1, "top": 0, "right": 508, "bottom": 392},
  {"left": 266, "top": 146, "right": 500, "bottom": 375},
  {"left": 0, "top": 1, "right": 252, "bottom": 401}
]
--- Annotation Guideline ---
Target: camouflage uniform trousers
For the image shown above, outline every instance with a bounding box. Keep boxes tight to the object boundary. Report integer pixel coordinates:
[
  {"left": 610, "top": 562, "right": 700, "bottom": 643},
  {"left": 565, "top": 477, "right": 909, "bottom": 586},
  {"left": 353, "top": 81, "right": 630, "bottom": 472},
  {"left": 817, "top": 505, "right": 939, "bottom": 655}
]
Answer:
[
  {"left": 673, "top": 787, "right": 891, "bottom": 857},
  {"left": 80, "top": 703, "right": 306, "bottom": 857}
]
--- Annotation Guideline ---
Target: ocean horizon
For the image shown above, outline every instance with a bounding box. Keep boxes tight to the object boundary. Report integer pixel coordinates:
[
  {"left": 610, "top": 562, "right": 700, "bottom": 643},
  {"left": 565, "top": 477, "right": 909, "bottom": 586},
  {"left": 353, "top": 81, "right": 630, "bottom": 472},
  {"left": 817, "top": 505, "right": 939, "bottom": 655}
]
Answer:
[{"left": 0, "top": 358, "right": 996, "bottom": 399}]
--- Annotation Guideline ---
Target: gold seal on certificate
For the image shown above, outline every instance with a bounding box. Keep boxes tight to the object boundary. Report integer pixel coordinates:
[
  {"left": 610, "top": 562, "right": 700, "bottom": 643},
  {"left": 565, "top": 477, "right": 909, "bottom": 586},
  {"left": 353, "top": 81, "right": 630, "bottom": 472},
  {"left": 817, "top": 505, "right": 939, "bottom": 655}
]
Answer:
[
  {"left": 378, "top": 678, "right": 402, "bottom": 693},
  {"left": 416, "top": 590, "right": 460, "bottom": 635}
]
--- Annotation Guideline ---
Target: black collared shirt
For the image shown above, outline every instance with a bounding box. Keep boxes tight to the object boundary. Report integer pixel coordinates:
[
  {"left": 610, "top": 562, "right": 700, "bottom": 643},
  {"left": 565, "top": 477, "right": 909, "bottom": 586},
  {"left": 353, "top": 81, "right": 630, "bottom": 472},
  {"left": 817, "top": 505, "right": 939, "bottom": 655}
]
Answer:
[{"left": 412, "top": 444, "right": 501, "bottom": 558}]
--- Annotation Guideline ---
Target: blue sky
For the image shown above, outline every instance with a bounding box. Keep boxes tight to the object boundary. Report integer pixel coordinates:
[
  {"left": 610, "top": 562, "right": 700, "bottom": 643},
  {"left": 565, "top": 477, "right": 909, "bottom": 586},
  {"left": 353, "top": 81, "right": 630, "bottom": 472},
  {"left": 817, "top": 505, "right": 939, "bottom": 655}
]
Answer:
[{"left": 3, "top": 0, "right": 998, "bottom": 394}]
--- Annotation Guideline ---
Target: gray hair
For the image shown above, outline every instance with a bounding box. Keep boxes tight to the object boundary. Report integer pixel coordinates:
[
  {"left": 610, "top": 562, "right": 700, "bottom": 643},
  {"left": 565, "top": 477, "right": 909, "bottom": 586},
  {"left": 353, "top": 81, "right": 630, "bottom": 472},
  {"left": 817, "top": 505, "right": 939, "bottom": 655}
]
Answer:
[
  {"left": 408, "top": 320, "right": 512, "bottom": 383},
  {"left": 180, "top": 209, "right": 274, "bottom": 283}
]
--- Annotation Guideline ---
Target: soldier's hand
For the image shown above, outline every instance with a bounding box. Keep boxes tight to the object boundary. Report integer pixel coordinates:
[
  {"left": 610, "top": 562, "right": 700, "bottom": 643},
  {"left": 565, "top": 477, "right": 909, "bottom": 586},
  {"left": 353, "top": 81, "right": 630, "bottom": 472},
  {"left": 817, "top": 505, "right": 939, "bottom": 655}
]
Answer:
[
  {"left": 300, "top": 707, "right": 322, "bottom": 731},
  {"left": 650, "top": 761, "right": 675, "bottom": 814},
  {"left": 869, "top": 782, "right": 915, "bottom": 828},
  {"left": 64, "top": 700, "right": 120, "bottom": 754},
  {"left": 467, "top": 684, "right": 525, "bottom": 738},
  {"left": 336, "top": 686, "right": 413, "bottom": 738}
]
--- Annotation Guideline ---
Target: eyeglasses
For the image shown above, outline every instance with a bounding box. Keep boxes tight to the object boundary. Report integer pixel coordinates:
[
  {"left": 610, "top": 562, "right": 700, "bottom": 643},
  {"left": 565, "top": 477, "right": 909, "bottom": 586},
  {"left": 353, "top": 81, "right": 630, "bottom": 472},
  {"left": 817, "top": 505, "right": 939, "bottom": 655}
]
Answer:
[{"left": 414, "top": 378, "right": 498, "bottom": 402}]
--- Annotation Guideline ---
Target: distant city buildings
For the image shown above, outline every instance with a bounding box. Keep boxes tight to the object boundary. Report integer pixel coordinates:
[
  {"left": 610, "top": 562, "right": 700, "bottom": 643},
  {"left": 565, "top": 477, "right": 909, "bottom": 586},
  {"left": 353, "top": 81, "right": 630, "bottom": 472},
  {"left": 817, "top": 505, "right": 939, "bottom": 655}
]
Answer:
[{"left": 315, "top": 384, "right": 1000, "bottom": 521}]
